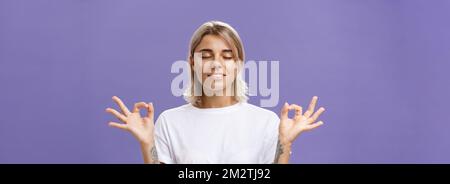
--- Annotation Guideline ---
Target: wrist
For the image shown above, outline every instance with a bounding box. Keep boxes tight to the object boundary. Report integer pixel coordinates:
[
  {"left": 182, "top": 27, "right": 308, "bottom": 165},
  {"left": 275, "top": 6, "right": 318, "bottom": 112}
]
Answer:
[
  {"left": 139, "top": 140, "right": 154, "bottom": 149},
  {"left": 275, "top": 138, "right": 293, "bottom": 164},
  {"left": 281, "top": 142, "right": 292, "bottom": 153},
  {"left": 139, "top": 140, "right": 158, "bottom": 164},
  {"left": 278, "top": 137, "right": 292, "bottom": 152},
  {"left": 278, "top": 135, "right": 292, "bottom": 146}
]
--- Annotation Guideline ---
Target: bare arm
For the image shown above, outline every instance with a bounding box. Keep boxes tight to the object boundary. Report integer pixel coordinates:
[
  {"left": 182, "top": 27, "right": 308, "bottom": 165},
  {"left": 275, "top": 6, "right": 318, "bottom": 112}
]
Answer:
[
  {"left": 106, "top": 96, "right": 161, "bottom": 164},
  {"left": 140, "top": 142, "right": 160, "bottom": 164},
  {"left": 275, "top": 96, "right": 326, "bottom": 164},
  {"left": 273, "top": 139, "right": 292, "bottom": 164}
]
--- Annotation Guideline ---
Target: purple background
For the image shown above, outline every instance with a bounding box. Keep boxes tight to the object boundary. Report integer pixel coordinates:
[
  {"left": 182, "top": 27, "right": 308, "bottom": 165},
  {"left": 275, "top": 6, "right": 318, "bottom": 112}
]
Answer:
[{"left": 1, "top": 0, "right": 449, "bottom": 163}]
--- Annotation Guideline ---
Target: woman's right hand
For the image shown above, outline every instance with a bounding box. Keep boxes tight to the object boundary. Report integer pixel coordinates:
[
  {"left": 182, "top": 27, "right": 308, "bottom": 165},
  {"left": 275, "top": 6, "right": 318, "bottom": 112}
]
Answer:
[{"left": 106, "top": 96, "right": 155, "bottom": 146}]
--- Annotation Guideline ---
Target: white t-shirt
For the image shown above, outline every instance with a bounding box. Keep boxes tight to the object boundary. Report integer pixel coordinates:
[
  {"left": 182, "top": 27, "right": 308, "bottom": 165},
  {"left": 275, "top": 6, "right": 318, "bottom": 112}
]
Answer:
[{"left": 154, "top": 102, "right": 280, "bottom": 164}]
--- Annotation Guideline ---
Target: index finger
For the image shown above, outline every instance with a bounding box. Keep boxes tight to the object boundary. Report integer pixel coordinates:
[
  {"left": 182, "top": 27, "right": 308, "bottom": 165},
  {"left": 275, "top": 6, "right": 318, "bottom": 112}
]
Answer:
[
  {"left": 133, "top": 102, "right": 148, "bottom": 113},
  {"left": 280, "top": 102, "right": 289, "bottom": 120},
  {"left": 112, "top": 96, "right": 131, "bottom": 115},
  {"left": 147, "top": 102, "right": 154, "bottom": 119}
]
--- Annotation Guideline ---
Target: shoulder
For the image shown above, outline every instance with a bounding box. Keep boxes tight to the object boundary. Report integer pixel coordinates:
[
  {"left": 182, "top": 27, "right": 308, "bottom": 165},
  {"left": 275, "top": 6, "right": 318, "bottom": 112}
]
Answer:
[
  {"left": 241, "top": 103, "right": 280, "bottom": 134},
  {"left": 241, "top": 103, "right": 279, "bottom": 119},
  {"left": 156, "top": 103, "right": 191, "bottom": 123},
  {"left": 160, "top": 103, "right": 191, "bottom": 116},
  {"left": 241, "top": 103, "right": 280, "bottom": 128}
]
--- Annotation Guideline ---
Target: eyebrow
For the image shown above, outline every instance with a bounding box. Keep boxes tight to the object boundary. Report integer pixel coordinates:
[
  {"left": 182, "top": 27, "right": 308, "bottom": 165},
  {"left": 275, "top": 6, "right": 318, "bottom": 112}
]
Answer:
[
  {"left": 197, "top": 49, "right": 233, "bottom": 53},
  {"left": 198, "top": 49, "right": 212, "bottom": 53}
]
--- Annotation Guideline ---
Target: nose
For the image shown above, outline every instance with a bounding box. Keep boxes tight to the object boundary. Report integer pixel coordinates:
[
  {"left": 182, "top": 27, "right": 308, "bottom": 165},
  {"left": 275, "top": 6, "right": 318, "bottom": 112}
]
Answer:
[{"left": 210, "top": 60, "right": 223, "bottom": 70}]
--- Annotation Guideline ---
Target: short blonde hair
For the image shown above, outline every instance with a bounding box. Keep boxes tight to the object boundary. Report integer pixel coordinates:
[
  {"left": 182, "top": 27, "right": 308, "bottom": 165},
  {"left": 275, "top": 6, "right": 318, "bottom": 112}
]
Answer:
[{"left": 183, "top": 21, "right": 248, "bottom": 105}]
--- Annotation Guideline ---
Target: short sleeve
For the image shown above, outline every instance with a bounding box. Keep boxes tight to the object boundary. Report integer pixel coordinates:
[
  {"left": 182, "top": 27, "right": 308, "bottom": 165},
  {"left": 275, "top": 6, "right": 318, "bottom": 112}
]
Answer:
[
  {"left": 154, "top": 112, "right": 175, "bottom": 164},
  {"left": 261, "top": 111, "right": 280, "bottom": 164}
]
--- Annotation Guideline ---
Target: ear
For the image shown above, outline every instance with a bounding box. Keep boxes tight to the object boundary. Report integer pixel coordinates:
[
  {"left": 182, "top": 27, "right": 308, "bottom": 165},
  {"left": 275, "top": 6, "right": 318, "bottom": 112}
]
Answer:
[
  {"left": 189, "top": 56, "right": 194, "bottom": 66},
  {"left": 189, "top": 56, "right": 195, "bottom": 74}
]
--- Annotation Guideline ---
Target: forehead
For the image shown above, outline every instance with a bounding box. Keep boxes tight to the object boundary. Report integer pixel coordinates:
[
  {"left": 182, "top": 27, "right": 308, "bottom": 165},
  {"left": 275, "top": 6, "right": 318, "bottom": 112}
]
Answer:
[{"left": 195, "top": 34, "right": 232, "bottom": 52}]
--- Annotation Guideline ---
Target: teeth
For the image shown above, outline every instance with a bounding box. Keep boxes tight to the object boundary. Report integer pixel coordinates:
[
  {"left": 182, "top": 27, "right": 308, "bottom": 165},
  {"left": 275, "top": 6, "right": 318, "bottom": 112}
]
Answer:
[
  {"left": 209, "top": 73, "right": 224, "bottom": 78},
  {"left": 206, "top": 73, "right": 225, "bottom": 77}
]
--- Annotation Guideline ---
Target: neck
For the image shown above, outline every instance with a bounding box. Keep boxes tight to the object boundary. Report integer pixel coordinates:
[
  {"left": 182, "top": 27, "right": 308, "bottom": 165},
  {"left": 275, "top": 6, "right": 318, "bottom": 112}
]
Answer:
[{"left": 197, "top": 95, "right": 238, "bottom": 108}]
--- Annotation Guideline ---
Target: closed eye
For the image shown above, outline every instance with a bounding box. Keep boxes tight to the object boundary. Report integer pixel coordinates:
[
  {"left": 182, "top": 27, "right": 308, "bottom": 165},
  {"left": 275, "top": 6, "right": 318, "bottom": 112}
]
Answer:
[{"left": 222, "top": 50, "right": 233, "bottom": 60}]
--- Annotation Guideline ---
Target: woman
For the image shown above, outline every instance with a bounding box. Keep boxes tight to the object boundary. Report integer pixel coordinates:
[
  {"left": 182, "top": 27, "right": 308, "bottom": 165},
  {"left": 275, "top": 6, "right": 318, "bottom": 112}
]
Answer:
[{"left": 105, "top": 21, "right": 325, "bottom": 164}]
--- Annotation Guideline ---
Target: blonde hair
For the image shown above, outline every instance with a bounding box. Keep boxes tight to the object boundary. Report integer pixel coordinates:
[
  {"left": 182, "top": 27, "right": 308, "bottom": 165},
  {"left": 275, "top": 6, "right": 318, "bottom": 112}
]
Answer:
[{"left": 183, "top": 21, "right": 248, "bottom": 105}]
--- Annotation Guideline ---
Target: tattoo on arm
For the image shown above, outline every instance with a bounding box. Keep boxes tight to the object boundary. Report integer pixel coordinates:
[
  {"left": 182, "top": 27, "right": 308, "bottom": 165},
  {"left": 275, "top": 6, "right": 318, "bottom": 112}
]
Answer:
[
  {"left": 273, "top": 139, "right": 284, "bottom": 164},
  {"left": 150, "top": 146, "right": 159, "bottom": 164}
]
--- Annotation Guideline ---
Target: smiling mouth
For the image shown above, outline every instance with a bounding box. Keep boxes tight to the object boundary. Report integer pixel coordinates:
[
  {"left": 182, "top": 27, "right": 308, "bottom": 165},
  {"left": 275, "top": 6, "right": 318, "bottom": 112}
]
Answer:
[{"left": 207, "top": 73, "right": 226, "bottom": 77}]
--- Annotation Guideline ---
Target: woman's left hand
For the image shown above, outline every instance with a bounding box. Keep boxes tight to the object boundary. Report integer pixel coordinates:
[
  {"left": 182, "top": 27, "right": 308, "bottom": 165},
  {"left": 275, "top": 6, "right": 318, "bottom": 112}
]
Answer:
[{"left": 278, "top": 96, "right": 326, "bottom": 145}]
